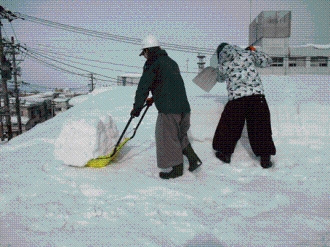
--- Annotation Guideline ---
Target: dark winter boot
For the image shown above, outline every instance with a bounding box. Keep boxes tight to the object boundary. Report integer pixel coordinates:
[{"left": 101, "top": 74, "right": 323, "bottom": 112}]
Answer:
[
  {"left": 260, "top": 155, "right": 272, "bottom": 169},
  {"left": 215, "top": 151, "right": 231, "bottom": 163},
  {"left": 159, "top": 164, "right": 183, "bottom": 179},
  {"left": 182, "top": 144, "right": 202, "bottom": 172}
]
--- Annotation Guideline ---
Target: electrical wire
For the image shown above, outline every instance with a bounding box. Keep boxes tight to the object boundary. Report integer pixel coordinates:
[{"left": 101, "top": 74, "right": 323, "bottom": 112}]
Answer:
[
  {"left": 34, "top": 46, "right": 143, "bottom": 69},
  {"left": 15, "top": 12, "right": 215, "bottom": 55},
  {"left": 3, "top": 11, "right": 207, "bottom": 89},
  {"left": 5, "top": 13, "right": 204, "bottom": 75},
  {"left": 26, "top": 46, "right": 142, "bottom": 72},
  {"left": 20, "top": 46, "right": 119, "bottom": 82},
  {"left": 21, "top": 53, "right": 117, "bottom": 88},
  {"left": 25, "top": 45, "right": 199, "bottom": 74},
  {"left": 25, "top": 52, "right": 89, "bottom": 77},
  {"left": 34, "top": 44, "right": 203, "bottom": 72},
  {"left": 25, "top": 52, "right": 118, "bottom": 84}
]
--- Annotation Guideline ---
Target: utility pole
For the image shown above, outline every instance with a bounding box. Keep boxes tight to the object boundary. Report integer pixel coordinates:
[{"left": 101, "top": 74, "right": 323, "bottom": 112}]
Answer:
[
  {"left": 11, "top": 36, "right": 22, "bottom": 134},
  {"left": 0, "top": 6, "right": 24, "bottom": 139},
  {"left": 89, "top": 73, "right": 94, "bottom": 92},
  {"left": 0, "top": 18, "right": 12, "bottom": 140},
  {"left": 0, "top": 84, "right": 3, "bottom": 141}
]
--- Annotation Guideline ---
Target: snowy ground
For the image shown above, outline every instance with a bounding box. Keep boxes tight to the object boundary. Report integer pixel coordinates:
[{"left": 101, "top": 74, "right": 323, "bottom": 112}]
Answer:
[{"left": 1, "top": 75, "right": 330, "bottom": 246}]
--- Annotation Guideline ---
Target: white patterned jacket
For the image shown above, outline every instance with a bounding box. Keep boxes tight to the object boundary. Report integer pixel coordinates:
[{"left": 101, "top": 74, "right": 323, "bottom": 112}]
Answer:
[{"left": 218, "top": 44, "right": 272, "bottom": 101}]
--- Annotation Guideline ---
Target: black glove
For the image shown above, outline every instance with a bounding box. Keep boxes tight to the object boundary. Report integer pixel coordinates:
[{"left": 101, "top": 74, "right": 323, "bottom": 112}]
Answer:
[
  {"left": 146, "top": 97, "right": 154, "bottom": 106},
  {"left": 130, "top": 108, "right": 141, "bottom": 117}
]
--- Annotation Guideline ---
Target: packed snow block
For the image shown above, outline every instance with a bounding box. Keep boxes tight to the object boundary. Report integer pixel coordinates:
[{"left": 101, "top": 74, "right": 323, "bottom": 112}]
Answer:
[{"left": 54, "top": 115, "right": 119, "bottom": 167}]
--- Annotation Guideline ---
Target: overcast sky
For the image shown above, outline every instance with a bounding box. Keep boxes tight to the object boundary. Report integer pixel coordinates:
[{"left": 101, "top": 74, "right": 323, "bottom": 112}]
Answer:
[{"left": 1, "top": 0, "right": 329, "bottom": 90}]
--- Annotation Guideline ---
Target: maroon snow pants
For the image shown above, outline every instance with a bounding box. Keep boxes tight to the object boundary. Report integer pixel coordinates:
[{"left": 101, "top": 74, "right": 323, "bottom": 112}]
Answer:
[{"left": 212, "top": 94, "right": 276, "bottom": 156}]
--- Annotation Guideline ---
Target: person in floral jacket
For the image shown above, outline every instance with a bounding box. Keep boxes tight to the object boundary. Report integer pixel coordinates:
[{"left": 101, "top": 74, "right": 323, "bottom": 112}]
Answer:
[{"left": 213, "top": 43, "right": 276, "bottom": 168}]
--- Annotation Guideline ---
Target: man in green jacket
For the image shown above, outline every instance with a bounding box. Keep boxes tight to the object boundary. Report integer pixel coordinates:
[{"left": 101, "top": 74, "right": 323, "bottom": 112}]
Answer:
[{"left": 131, "top": 35, "right": 202, "bottom": 179}]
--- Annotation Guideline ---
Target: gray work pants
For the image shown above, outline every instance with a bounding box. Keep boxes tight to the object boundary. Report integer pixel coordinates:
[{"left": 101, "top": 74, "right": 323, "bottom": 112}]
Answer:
[{"left": 155, "top": 113, "right": 191, "bottom": 168}]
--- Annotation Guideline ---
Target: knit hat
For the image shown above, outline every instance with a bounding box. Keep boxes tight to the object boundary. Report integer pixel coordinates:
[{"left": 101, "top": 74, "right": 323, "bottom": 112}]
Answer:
[{"left": 216, "top": 43, "right": 229, "bottom": 59}]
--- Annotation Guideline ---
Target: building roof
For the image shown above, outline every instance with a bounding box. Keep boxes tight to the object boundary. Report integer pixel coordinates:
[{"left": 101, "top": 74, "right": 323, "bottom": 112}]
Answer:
[
  {"left": 290, "top": 44, "right": 330, "bottom": 57},
  {"left": 53, "top": 98, "right": 70, "bottom": 103},
  {"left": 119, "top": 73, "right": 142, "bottom": 78},
  {"left": 291, "top": 44, "right": 330, "bottom": 49},
  {"left": 10, "top": 116, "right": 30, "bottom": 125}
]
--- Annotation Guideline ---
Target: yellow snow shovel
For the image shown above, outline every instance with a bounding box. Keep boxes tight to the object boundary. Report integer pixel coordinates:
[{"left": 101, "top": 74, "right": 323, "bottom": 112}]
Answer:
[{"left": 85, "top": 104, "right": 150, "bottom": 168}]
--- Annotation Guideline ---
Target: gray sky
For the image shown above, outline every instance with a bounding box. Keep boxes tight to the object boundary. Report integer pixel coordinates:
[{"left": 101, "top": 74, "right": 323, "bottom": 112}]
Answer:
[{"left": 1, "top": 0, "right": 329, "bottom": 90}]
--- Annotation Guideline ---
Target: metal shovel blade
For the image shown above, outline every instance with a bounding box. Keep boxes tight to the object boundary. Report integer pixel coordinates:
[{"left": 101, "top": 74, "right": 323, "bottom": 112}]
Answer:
[{"left": 192, "top": 66, "right": 218, "bottom": 92}]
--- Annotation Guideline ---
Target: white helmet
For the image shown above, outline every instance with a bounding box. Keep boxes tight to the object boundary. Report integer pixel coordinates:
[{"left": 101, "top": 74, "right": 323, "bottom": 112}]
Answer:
[{"left": 141, "top": 34, "right": 159, "bottom": 49}]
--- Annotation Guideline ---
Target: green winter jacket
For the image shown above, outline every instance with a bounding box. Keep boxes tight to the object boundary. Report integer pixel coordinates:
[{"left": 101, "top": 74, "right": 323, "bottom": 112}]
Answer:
[{"left": 133, "top": 48, "right": 191, "bottom": 114}]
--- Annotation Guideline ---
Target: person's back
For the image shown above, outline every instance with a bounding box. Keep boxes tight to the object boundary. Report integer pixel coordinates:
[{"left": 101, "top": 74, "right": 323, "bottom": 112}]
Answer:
[
  {"left": 218, "top": 44, "right": 272, "bottom": 101},
  {"left": 149, "top": 49, "right": 190, "bottom": 114},
  {"left": 139, "top": 47, "right": 190, "bottom": 114}
]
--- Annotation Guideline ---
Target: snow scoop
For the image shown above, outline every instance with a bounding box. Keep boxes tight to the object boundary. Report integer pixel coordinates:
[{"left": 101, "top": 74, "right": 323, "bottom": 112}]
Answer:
[
  {"left": 85, "top": 104, "right": 150, "bottom": 168},
  {"left": 192, "top": 66, "right": 218, "bottom": 92}
]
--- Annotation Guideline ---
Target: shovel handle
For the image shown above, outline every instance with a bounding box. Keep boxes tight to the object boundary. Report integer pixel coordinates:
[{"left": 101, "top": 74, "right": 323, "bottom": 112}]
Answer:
[
  {"left": 129, "top": 104, "right": 150, "bottom": 140},
  {"left": 111, "top": 104, "right": 149, "bottom": 157}
]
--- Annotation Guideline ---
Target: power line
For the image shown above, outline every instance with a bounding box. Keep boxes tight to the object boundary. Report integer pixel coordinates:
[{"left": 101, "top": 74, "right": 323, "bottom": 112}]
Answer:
[
  {"left": 23, "top": 51, "right": 118, "bottom": 86},
  {"left": 26, "top": 46, "right": 142, "bottom": 71},
  {"left": 32, "top": 44, "right": 200, "bottom": 73},
  {"left": 3, "top": 10, "right": 203, "bottom": 92},
  {"left": 6, "top": 12, "right": 205, "bottom": 74},
  {"left": 20, "top": 80, "right": 89, "bottom": 91},
  {"left": 25, "top": 52, "right": 89, "bottom": 78},
  {"left": 20, "top": 46, "right": 119, "bottom": 81},
  {"left": 15, "top": 12, "right": 215, "bottom": 55}
]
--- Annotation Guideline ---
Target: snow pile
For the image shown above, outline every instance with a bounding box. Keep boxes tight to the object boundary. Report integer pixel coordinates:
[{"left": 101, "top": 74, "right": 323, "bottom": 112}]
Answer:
[{"left": 54, "top": 114, "right": 119, "bottom": 167}]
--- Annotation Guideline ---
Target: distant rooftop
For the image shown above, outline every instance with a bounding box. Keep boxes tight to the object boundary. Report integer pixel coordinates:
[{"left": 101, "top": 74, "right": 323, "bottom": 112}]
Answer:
[
  {"left": 119, "top": 73, "right": 142, "bottom": 78},
  {"left": 290, "top": 44, "right": 330, "bottom": 49}
]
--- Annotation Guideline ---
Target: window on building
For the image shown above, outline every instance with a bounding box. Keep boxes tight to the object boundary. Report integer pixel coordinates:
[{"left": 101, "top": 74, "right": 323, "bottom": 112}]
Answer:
[
  {"left": 31, "top": 108, "right": 39, "bottom": 119},
  {"left": 35, "top": 109, "right": 40, "bottom": 117},
  {"left": 271, "top": 57, "right": 284, "bottom": 67},
  {"left": 289, "top": 57, "right": 306, "bottom": 67},
  {"left": 311, "top": 57, "right": 328, "bottom": 67}
]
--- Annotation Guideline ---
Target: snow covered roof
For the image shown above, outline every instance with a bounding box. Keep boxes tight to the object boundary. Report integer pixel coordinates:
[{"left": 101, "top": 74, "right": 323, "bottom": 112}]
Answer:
[
  {"left": 40, "top": 92, "right": 56, "bottom": 97},
  {"left": 10, "top": 116, "right": 30, "bottom": 125},
  {"left": 119, "top": 73, "right": 142, "bottom": 78},
  {"left": 53, "top": 98, "right": 70, "bottom": 103},
  {"left": 20, "top": 96, "right": 50, "bottom": 102},
  {"left": 2, "top": 75, "right": 330, "bottom": 246},
  {"left": 290, "top": 44, "right": 330, "bottom": 49},
  {"left": 290, "top": 44, "right": 330, "bottom": 57}
]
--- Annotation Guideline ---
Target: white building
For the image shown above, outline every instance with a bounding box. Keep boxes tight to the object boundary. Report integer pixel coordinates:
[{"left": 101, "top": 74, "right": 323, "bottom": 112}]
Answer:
[
  {"left": 252, "top": 10, "right": 330, "bottom": 75},
  {"left": 117, "top": 73, "right": 141, "bottom": 86},
  {"left": 52, "top": 98, "right": 72, "bottom": 114},
  {"left": 210, "top": 10, "right": 330, "bottom": 75}
]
